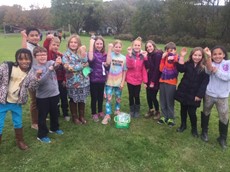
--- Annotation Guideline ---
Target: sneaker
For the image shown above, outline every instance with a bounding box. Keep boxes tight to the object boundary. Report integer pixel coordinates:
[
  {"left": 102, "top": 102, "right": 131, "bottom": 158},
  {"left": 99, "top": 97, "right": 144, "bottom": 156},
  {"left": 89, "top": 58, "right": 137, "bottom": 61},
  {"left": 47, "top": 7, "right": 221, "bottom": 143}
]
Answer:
[
  {"left": 31, "top": 124, "right": 38, "bottom": 130},
  {"left": 49, "top": 129, "right": 64, "bottom": 135},
  {"left": 167, "top": 119, "right": 175, "bottom": 127},
  {"left": 102, "top": 115, "right": 111, "bottom": 125},
  {"left": 157, "top": 117, "right": 167, "bottom": 125},
  {"left": 37, "top": 136, "right": 51, "bottom": 143},
  {"left": 92, "top": 114, "right": 99, "bottom": 122},
  {"left": 64, "top": 116, "right": 71, "bottom": 121},
  {"left": 98, "top": 112, "right": 105, "bottom": 119}
]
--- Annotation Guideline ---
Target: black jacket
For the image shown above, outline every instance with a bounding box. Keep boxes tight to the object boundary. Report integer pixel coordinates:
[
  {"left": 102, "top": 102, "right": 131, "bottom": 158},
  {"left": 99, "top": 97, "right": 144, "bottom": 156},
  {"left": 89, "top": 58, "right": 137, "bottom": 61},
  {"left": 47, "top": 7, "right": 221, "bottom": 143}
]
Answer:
[{"left": 175, "top": 61, "right": 209, "bottom": 107}]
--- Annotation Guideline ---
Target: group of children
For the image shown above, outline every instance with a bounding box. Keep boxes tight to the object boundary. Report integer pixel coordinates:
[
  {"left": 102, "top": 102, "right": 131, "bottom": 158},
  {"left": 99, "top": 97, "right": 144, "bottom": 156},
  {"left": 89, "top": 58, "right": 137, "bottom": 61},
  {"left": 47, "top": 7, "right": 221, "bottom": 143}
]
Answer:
[{"left": 0, "top": 27, "right": 229, "bottom": 150}]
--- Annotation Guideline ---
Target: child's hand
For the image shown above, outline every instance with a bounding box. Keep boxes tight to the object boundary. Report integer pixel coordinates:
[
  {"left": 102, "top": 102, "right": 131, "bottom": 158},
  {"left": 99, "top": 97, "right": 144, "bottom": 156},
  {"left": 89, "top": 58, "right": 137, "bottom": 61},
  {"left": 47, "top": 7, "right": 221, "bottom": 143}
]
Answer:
[
  {"left": 49, "top": 65, "right": 54, "bottom": 70},
  {"left": 141, "top": 50, "right": 148, "bottom": 57},
  {"left": 204, "top": 47, "right": 211, "bottom": 58},
  {"left": 78, "top": 45, "right": 87, "bottom": 58},
  {"left": 46, "top": 34, "right": 54, "bottom": 39},
  {"left": 21, "top": 30, "right": 27, "bottom": 38},
  {"left": 127, "top": 47, "right": 132, "bottom": 56},
  {"left": 162, "top": 52, "right": 168, "bottom": 59},
  {"left": 108, "top": 43, "right": 113, "bottom": 50},
  {"left": 36, "top": 69, "right": 42, "bottom": 79},
  {"left": 168, "top": 55, "right": 174, "bottom": 61},
  {"left": 149, "top": 82, "right": 154, "bottom": 88},
  {"left": 180, "top": 47, "right": 187, "bottom": 57},
  {"left": 82, "top": 62, "right": 88, "bottom": 67},
  {"left": 64, "top": 63, "right": 69, "bottom": 69},
  {"left": 195, "top": 96, "right": 201, "bottom": 101}
]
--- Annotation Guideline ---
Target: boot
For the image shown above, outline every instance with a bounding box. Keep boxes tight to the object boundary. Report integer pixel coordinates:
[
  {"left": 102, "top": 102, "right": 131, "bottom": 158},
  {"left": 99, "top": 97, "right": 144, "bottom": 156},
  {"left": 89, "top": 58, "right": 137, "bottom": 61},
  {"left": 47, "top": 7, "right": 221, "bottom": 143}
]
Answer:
[
  {"left": 134, "top": 104, "right": 140, "bottom": 118},
  {"left": 0, "top": 134, "right": 2, "bottom": 144},
  {"left": 78, "top": 102, "right": 86, "bottom": 124},
  {"left": 176, "top": 113, "right": 187, "bottom": 132},
  {"left": 130, "top": 105, "right": 135, "bottom": 117},
  {"left": 201, "top": 112, "right": 209, "bottom": 142},
  {"left": 189, "top": 113, "right": 198, "bottom": 138},
  {"left": 217, "top": 120, "right": 228, "bottom": 149},
  {"left": 69, "top": 101, "right": 82, "bottom": 125},
  {"left": 14, "top": 128, "right": 28, "bottom": 150},
  {"left": 144, "top": 109, "right": 154, "bottom": 118},
  {"left": 153, "top": 111, "right": 161, "bottom": 120}
]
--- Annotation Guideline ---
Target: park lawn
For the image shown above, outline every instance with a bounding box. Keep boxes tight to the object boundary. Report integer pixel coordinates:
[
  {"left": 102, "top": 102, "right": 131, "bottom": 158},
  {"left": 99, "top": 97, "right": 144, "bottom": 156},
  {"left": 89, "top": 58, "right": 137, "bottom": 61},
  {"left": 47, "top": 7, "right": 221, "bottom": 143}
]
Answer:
[{"left": 0, "top": 34, "right": 229, "bottom": 172}]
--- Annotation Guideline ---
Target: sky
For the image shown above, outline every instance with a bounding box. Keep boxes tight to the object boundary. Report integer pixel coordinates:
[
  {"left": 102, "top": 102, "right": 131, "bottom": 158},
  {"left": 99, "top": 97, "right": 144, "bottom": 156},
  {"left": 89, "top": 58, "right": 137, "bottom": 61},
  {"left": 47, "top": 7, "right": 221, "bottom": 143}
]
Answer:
[
  {"left": 0, "top": 0, "right": 226, "bottom": 9},
  {"left": 0, "top": 0, "right": 51, "bottom": 10}
]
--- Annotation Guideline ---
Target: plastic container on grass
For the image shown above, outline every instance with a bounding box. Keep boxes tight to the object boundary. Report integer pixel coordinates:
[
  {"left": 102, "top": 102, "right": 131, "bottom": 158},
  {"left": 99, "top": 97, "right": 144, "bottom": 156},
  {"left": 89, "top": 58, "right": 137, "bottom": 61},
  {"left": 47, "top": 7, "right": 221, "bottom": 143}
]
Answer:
[{"left": 114, "top": 112, "right": 131, "bottom": 129}]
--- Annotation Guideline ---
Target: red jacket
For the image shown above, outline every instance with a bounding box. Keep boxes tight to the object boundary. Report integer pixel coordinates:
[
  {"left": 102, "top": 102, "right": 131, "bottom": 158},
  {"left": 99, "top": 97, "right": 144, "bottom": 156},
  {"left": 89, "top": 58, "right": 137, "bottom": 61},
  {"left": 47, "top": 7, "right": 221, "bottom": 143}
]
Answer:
[
  {"left": 43, "top": 38, "right": 66, "bottom": 82},
  {"left": 125, "top": 52, "right": 147, "bottom": 85}
]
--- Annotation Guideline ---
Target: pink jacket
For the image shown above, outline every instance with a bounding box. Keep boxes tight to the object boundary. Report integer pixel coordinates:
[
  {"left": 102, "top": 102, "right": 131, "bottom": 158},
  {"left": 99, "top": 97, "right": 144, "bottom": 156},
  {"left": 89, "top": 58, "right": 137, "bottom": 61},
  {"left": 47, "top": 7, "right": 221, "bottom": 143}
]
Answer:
[{"left": 125, "top": 52, "right": 147, "bottom": 85}]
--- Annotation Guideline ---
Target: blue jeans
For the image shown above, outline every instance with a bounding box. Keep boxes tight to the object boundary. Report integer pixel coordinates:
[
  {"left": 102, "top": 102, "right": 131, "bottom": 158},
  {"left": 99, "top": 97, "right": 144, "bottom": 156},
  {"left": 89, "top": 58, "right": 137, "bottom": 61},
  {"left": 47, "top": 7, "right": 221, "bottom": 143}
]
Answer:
[{"left": 0, "top": 103, "right": 22, "bottom": 134}]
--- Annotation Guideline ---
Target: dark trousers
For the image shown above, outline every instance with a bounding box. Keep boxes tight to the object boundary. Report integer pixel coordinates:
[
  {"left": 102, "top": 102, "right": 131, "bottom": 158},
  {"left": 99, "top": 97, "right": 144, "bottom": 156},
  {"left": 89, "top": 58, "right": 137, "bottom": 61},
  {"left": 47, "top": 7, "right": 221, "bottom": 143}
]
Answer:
[
  {"left": 37, "top": 95, "right": 60, "bottom": 139},
  {"left": 181, "top": 104, "right": 197, "bottom": 128},
  {"left": 127, "top": 83, "right": 141, "bottom": 106},
  {"left": 146, "top": 88, "right": 159, "bottom": 111},
  {"left": 58, "top": 81, "right": 69, "bottom": 117},
  {"left": 90, "top": 82, "right": 105, "bottom": 114}
]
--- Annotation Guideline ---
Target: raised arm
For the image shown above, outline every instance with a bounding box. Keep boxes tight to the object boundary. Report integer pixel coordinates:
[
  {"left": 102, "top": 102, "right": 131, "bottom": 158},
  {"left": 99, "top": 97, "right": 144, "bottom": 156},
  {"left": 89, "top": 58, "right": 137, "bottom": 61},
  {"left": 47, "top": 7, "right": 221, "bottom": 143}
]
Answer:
[
  {"left": 105, "top": 43, "right": 113, "bottom": 66},
  {"left": 21, "top": 30, "right": 27, "bottom": 48},
  {"left": 88, "top": 37, "right": 95, "bottom": 61},
  {"left": 178, "top": 47, "right": 187, "bottom": 64}
]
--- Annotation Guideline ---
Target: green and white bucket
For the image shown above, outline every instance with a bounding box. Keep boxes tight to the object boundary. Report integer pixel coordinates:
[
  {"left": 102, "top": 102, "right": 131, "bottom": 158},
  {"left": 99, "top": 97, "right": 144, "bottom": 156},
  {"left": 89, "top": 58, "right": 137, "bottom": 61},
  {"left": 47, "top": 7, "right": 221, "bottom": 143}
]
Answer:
[{"left": 114, "top": 112, "right": 131, "bottom": 129}]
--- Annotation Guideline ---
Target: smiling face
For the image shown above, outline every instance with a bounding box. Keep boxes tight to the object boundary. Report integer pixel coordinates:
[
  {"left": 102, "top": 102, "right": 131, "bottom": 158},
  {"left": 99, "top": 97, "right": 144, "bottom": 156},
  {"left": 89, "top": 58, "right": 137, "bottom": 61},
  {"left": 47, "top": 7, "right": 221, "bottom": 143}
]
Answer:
[
  {"left": 35, "top": 52, "right": 47, "bottom": 65},
  {"left": 69, "top": 37, "right": 79, "bottom": 51},
  {"left": 132, "top": 40, "right": 142, "bottom": 53},
  {"left": 113, "top": 42, "right": 122, "bottom": 54},
  {"left": 212, "top": 48, "right": 225, "bottom": 64},
  {"left": 146, "top": 42, "right": 155, "bottom": 53},
  {"left": 94, "top": 39, "right": 104, "bottom": 52},
  {"left": 27, "top": 31, "right": 40, "bottom": 45},
  {"left": 50, "top": 40, "right": 60, "bottom": 53},
  {"left": 17, "top": 53, "right": 32, "bottom": 72},
  {"left": 192, "top": 50, "right": 203, "bottom": 65}
]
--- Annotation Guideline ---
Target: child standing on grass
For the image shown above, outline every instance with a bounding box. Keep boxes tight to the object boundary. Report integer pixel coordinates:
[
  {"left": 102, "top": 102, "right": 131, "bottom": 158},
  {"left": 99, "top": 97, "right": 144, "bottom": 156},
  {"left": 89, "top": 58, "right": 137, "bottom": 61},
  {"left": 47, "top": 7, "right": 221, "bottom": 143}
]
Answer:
[
  {"left": 175, "top": 47, "right": 209, "bottom": 137},
  {"left": 102, "top": 40, "right": 127, "bottom": 125},
  {"left": 88, "top": 36, "right": 108, "bottom": 122},
  {"left": 144, "top": 40, "right": 163, "bottom": 120},
  {"left": 0, "top": 48, "right": 38, "bottom": 150},
  {"left": 157, "top": 42, "right": 179, "bottom": 127},
  {"left": 43, "top": 34, "right": 70, "bottom": 121},
  {"left": 21, "top": 28, "right": 40, "bottom": 130},
  {"left": 32, "top": 46, "right": 64, "bottom": 143},
  {"left": 201, "top": 46, "right": 230, "bottom": 149},
  {"left": 62, "top": 35, "right": 90, "bottom": 125},
  {"left": 126, "top": 37, "right": 148, "bottom": 118}
]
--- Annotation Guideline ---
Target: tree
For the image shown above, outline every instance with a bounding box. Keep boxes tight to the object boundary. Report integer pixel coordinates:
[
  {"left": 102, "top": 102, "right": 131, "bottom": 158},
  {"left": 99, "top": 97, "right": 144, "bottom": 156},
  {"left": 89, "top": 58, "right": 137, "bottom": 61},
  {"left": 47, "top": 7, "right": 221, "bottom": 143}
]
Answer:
[
  {"left": 101, "top": 0, "right": 135, "bottom": 34},
  {"left": 131, "top": 0, "right": 166, "bottom": 39},
  {"left": 51, "top": 0, "right": 103, "bottom": 33}
]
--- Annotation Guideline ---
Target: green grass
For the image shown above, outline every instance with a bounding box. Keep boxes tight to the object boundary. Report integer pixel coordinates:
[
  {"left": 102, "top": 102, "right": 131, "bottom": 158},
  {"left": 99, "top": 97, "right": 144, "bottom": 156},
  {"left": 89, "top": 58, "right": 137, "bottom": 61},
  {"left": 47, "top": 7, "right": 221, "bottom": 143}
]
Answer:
[{"left": 0, "top": 34, "right": 230, "bottom": 172}]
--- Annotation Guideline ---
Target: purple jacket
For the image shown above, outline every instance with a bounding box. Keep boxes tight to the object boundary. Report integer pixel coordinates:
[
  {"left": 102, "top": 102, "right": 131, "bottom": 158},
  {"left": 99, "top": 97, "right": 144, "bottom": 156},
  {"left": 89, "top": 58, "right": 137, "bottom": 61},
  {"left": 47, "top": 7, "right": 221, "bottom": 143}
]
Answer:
[
  {"left": 89, "top": 51, "right": 107, "bottom": 83},
  {"left": 144, "top": 50, "right": 163, "bottom": 90}
]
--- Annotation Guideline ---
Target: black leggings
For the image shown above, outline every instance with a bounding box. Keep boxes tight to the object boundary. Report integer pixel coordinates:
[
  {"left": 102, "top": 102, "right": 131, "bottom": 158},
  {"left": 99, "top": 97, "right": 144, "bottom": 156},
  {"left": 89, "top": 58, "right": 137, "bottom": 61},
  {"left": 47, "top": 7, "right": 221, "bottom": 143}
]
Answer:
[
  {"left": 90, "top": 82, "right": 105, "bottom": 114},
  {"left": 146, "top": 88, "right": 159, "bottom": 111},
  {"left": 127, "top": 83, "right": 141, "bottom": 106}
]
